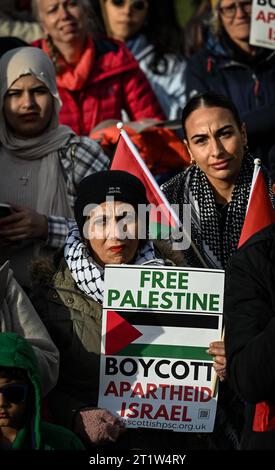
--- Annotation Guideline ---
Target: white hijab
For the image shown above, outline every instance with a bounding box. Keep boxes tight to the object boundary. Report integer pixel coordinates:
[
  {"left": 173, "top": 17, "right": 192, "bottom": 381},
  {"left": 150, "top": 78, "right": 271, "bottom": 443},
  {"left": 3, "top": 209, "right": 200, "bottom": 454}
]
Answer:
[
  {"left": 0, "top": 47, "right": 74, "bottom": 217},
  {"left": 0, "top": 48, "right": 75, "bottom": 287},
  {"left": 0, "top": 46, "right": 73, "bottom": 158}
]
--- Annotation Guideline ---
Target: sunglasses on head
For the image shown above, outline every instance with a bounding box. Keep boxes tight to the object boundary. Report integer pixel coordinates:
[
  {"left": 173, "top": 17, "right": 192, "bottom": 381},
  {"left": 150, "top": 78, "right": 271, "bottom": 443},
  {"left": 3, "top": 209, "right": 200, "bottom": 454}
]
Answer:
[
  {"left": 110, "top": 0, "right": 148, "bottom": 11},
  {"left": 0, "top": 384, "right": 28, "bottom": 404}
]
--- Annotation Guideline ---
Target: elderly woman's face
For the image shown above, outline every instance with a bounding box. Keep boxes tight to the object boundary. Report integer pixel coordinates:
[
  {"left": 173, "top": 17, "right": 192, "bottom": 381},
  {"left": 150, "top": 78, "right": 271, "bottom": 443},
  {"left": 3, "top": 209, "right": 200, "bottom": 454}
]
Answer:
[
  {"left": 219, "top": 1, "right": 252, "bottom": 43},
  {"left": 184, "top": 106, "right": 247, "bottom": 186},
  {"left": 85, "top": 200, "right": 140, "bottom": 266},
  {"left": 4, "top": 74, "right": 53, "bottom": 138},
  {"left": 37, "top": 0, "right": 87, "bottom": 45}
]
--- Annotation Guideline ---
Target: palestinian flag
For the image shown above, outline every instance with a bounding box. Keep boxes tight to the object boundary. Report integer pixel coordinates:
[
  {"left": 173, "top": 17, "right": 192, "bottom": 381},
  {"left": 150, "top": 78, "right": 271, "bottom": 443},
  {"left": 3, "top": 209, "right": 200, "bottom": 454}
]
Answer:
[
  {"left": 104, "top": 309, "right": 221, "bottom": 361},
  {"left": 110, "top": 127, "right": 180, "bottom": 239},
  {"left": 238, "top": 160, "right": 275, "bottom": 247}
]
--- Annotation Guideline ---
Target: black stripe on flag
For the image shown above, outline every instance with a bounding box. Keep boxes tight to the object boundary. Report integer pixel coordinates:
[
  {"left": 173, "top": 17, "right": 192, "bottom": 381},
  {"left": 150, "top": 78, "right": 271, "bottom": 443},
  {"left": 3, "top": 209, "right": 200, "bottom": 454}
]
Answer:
[{"left": 115, "top": 311, "right": 219, "bottom": 329}]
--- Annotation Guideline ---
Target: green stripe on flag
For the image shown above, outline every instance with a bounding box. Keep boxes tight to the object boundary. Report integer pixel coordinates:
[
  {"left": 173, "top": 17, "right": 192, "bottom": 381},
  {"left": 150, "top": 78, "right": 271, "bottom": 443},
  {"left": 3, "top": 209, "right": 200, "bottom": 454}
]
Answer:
[
  {"left": 149, "top": 222, "right": 171, "bottom": 239},
  {"left": 114, "top": 344, "right": 210, "bottom": 360}
]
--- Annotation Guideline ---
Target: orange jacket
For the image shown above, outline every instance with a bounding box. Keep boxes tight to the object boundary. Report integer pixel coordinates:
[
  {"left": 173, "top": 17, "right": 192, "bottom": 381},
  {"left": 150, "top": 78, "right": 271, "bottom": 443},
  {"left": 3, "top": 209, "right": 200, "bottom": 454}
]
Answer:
[{"left": 90, "top": 121, "right": 190, "bottom": 175}]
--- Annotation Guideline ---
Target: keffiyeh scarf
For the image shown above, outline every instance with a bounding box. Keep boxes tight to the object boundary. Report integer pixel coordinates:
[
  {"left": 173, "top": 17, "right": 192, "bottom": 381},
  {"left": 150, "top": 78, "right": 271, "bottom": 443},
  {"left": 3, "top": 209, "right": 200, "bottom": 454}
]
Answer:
[
  {"left": 64, "top": 226, "right": 159, "bottom": 304},
  {"left": 162, "top": 154, "right": 257, "bottom": 269}
]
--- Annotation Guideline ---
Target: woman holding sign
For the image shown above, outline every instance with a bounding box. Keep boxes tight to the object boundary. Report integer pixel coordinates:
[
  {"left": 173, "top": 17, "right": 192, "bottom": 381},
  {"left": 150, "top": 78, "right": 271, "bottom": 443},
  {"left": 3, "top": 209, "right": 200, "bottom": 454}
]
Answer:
[{"left": 31, "top": 170, "right": 204, "bottom": 449}]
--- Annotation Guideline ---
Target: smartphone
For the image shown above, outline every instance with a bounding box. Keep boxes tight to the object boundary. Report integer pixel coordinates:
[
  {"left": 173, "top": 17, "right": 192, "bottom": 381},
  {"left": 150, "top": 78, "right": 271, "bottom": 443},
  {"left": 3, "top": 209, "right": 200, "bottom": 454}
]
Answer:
[{"left": 0, "top": 203, "right": 12, "bottom": 218}]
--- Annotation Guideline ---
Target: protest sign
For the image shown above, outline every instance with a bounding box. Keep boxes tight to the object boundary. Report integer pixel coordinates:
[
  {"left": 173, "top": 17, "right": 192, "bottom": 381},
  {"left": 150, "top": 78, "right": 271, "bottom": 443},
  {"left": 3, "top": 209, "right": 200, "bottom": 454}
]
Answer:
[
  {"left": 98, "top": 265, "right": 224, "bottom": 432},
  {"left": 250, "top": 0, "right": 275, "bottom": 49}
]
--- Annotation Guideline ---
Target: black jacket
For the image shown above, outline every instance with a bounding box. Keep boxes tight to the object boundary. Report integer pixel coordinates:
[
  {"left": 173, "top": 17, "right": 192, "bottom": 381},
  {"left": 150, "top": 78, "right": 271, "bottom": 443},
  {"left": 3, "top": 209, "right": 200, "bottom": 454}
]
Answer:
[
  {"left": 224, "top": 223, "right": 275, "bottom": 449},
  {"left": 186, "top": 31, "right": 275, "bottom": 167}
]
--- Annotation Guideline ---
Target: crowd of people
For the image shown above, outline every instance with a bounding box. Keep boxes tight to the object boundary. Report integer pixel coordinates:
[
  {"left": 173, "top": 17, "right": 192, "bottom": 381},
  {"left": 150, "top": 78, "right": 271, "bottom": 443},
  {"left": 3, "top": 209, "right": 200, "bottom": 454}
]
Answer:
[{"left": 0, "top": 0, "right": 275, "bottom": 452}]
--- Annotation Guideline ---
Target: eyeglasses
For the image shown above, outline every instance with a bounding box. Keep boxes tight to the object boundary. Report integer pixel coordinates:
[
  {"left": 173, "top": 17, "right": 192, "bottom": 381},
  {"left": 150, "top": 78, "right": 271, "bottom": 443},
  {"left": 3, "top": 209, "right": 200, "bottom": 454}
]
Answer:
[
  {"left": 109, "top": 0, "right": 148, "bottom": 11},
  {"left": 219, "top": 1, "right": 252, "bottom": 18},
  {"left": 0, "top": 384, "right": 28, "bottom": 404}
]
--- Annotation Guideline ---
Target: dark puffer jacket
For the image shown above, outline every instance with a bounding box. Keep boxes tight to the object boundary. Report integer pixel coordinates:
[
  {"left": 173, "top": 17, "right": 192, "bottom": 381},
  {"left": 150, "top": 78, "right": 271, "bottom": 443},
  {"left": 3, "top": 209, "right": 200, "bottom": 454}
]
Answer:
[
  {"left": 186, "top": 31, "right": 275, "bottom": 167},
  {"left": 224, "top": 223, "right": 275, "bottom": 449}
]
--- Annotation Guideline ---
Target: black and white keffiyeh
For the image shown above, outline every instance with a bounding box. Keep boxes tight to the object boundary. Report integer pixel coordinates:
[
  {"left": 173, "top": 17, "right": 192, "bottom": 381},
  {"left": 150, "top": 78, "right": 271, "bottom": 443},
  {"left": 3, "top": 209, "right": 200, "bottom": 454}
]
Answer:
[
  {"left": 162, "top": 154, "right": 263, "bottom": 269},
  {"left": 64, "top": 226, "right": 159, "bottom": 304}
]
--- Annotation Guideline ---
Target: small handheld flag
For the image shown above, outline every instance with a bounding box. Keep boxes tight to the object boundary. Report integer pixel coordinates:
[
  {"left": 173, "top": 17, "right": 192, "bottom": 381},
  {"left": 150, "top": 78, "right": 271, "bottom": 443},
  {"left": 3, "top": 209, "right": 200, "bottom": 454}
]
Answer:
[
  {"left": 238, "top": 159, "right": 275, "bottom": 248},
  {"left": 111, "top": 124, "right": 180, "bottom": 239}
]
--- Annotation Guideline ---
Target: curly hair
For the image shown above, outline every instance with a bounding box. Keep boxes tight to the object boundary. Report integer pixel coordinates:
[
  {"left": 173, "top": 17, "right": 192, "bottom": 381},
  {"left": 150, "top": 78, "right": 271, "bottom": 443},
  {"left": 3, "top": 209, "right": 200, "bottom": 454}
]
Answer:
[{"left": 89, "top": 0, "right": 185, "bottom": 75}]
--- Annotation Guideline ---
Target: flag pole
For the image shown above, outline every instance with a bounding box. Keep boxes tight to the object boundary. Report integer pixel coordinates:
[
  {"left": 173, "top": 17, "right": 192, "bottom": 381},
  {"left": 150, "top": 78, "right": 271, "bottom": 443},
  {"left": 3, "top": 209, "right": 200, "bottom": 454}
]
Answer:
[
  {"left": 117, "top": 123, "right": 181, "bottom": 227},
  {"left": 116, "top": 123, "right": 209, "bottom": 268},
  {"left": 245, "top": 158, "right": 261, "bottom": 215}
]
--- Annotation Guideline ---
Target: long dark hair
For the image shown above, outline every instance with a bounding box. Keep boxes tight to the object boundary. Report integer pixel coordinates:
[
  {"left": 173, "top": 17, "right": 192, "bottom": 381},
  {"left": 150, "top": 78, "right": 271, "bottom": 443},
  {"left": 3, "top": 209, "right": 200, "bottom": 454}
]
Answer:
[
  {"left": 182, "top": 92, "right": 242, "bottom": 138},
  {"left": 89, "top": 0, "right": 185, "bottom": 74}
]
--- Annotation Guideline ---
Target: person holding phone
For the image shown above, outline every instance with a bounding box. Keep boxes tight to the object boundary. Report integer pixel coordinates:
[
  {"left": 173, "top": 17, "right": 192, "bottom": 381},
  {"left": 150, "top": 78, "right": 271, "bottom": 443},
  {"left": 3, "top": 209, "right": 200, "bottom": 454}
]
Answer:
[{"left": 0, "top": 46, "right": 109, "bottom": 288}]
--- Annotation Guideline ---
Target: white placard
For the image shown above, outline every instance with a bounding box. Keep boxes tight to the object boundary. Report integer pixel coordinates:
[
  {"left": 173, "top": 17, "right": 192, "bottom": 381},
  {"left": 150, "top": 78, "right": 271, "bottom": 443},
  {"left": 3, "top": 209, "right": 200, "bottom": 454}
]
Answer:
[
  {"left": 98, "top": 265, "right": 224, "bottom": 433},
  {"left": 250, "top": 0, "right": 275, "bottom": 50}
]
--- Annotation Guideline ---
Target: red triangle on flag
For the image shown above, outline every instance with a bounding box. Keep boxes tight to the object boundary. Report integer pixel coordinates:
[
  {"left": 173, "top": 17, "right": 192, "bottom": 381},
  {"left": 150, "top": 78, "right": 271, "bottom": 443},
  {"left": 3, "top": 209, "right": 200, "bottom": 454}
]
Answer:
[
  {"left": 105, "top": 310, "right": 142, "bottom": 355},
  {"left": 111, "top": 133, "right": 178, "bottom": 231}
]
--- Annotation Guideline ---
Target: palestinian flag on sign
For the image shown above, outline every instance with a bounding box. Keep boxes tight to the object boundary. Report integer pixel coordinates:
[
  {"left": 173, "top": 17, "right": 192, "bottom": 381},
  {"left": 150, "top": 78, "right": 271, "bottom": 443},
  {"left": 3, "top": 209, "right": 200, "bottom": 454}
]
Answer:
[
  {"left": 104, "top": 309, "right": 221, "bottom": 361},
  {"left": 111, "top": 128, "right": 180, "bottom": 239}
]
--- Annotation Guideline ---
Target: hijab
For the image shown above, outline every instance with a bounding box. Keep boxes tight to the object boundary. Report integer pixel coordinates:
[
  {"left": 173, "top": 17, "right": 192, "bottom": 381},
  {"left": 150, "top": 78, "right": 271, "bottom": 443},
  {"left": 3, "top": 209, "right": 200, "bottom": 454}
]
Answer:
[
  {"left": 0, "top": 46, "right": 74, "bottom": 158},
  {"left": 0, "top": 47, "right": 74, "bottom": 287}
]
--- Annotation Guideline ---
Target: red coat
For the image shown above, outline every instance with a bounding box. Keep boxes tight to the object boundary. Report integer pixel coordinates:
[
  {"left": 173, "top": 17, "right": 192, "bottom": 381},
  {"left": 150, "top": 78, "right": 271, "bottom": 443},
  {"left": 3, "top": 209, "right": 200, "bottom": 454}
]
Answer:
[{"left": 33, "top": 37, "right": 165, "bottom": 136}]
